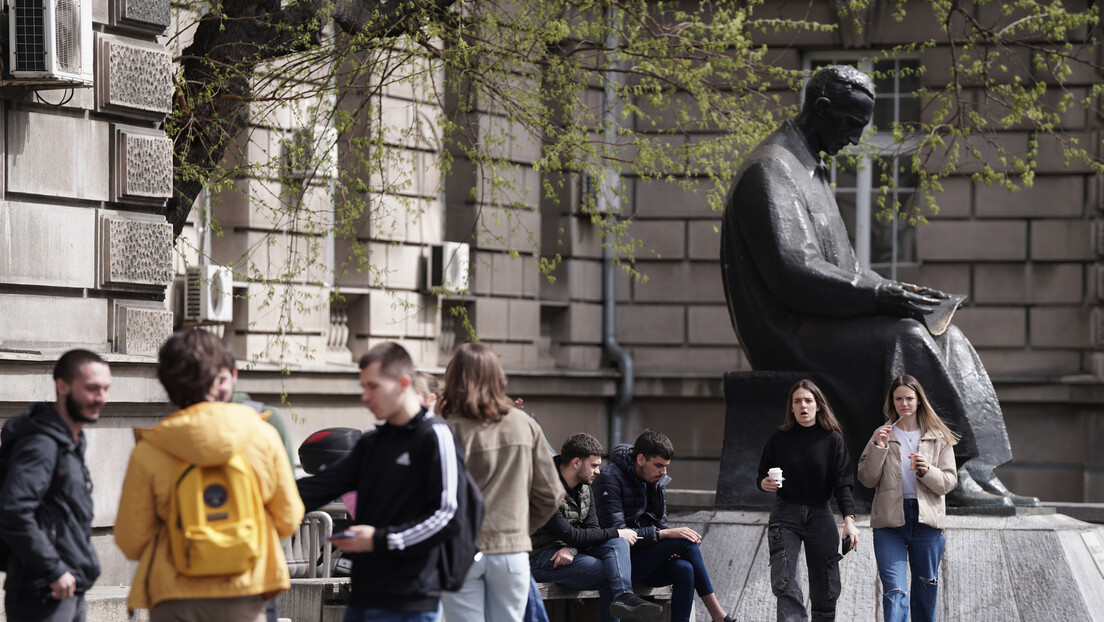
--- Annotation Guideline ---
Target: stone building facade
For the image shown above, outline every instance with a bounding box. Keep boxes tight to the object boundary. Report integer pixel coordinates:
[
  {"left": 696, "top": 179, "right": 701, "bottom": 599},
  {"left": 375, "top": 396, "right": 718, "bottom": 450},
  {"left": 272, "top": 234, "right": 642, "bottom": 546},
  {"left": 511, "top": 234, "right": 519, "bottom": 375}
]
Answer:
[
  {"left": 0, "top": 4, "right": 1102, "bottom": 581},
  {"left": 0, "top": 0, "right": 177, "bottom": 592}
]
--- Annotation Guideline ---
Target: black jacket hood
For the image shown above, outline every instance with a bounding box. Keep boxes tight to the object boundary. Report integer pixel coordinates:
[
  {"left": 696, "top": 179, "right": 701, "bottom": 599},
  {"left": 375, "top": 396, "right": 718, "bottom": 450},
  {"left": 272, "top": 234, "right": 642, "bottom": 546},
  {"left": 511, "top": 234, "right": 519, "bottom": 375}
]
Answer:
[{"left": 2, "top": 402, "right": 79, "bottom": 450}]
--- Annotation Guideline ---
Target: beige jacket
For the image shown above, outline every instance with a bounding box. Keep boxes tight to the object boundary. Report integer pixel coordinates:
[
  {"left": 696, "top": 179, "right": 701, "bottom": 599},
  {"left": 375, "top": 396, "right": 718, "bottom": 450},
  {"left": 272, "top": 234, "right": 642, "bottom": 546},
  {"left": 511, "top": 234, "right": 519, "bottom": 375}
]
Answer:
[
  {"left": 857, "top": 427, "right": 957, "bottom": 529},
  {"left": 448, "top": 408, "right": 564, "bottom": 554}
]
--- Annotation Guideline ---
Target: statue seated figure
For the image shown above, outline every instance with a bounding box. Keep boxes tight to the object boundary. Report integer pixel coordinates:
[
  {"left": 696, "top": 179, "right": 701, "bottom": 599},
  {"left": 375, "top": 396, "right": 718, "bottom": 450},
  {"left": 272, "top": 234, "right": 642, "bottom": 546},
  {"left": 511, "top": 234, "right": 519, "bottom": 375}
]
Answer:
[{"left": 720, "top": 65, "right": 1037, "bottom": 508}]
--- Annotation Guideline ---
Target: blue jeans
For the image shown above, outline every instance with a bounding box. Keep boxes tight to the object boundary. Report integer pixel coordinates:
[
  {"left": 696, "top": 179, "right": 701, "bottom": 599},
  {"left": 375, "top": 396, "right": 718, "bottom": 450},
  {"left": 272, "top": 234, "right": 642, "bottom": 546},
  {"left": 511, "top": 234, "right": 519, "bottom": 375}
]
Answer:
[
  {"left": 523, "top": 573, "right": 550, "bottom": 622},
  {"left": 873, "top": 499, "right": 945, "bottom": 622},
  {"left": 630, "top": 538, "right": 715, "bottom": 622},
  {"left": 767, "top": 499, "right": 843, "bottom": 622},
  {"left": 342, "top": 606, "right": 439, "bottom": 622},
  {"left": 441, "top": 551, "right": 530, "bottom": 622},
  {"left": 532, "top": 538, "right": 633, "bottom": 622}
]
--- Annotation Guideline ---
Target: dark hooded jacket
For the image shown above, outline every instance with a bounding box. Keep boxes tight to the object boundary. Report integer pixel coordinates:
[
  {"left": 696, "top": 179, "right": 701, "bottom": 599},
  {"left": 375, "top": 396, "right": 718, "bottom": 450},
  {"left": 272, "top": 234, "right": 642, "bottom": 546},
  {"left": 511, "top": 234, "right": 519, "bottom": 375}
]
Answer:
[
  {"left": 592, "top": 443, "right": 671, "bottom": 547},
  {"left": 0, "top": 403, "right": 100, "bottom": 594}
]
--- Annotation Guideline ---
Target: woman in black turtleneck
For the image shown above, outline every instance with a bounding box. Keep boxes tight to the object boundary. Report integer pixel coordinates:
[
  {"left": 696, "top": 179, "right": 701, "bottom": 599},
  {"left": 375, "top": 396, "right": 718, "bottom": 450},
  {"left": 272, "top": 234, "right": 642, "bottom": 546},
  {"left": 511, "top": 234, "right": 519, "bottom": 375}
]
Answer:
[{"left": 757, "top": 379, "right": 859, "bottom": 622}]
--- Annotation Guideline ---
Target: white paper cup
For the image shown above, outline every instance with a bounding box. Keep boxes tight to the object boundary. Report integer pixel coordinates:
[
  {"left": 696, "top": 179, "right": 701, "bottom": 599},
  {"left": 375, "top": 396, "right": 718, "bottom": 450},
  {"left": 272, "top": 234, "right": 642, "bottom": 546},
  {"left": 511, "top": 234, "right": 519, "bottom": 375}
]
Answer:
[{"left": 768, "top": 467, "right": 783, "bottom": 488}]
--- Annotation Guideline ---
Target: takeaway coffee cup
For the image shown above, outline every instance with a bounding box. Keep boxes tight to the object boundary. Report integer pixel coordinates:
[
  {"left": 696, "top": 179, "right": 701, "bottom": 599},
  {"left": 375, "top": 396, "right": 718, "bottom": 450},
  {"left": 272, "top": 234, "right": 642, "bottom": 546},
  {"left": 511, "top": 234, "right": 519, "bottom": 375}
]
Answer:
[{"left": 768, "top": 467, "right": 783, "bottom": 488}]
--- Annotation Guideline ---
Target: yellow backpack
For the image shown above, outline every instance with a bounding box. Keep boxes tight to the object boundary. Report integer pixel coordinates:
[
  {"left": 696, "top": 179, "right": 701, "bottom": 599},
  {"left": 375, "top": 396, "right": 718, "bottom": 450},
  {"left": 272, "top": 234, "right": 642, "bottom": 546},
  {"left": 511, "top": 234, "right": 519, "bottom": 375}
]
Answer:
[{"left": 168, "top": 451, "right": 266, "bottom": 577}]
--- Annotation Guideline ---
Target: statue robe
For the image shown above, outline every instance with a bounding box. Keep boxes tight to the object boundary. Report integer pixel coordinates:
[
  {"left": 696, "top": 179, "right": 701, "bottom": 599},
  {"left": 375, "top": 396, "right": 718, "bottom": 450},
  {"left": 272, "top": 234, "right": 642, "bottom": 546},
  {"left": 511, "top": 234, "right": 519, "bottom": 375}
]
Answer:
[{"left": 720, "top": 120, "right": 1012, "bottom": 477}]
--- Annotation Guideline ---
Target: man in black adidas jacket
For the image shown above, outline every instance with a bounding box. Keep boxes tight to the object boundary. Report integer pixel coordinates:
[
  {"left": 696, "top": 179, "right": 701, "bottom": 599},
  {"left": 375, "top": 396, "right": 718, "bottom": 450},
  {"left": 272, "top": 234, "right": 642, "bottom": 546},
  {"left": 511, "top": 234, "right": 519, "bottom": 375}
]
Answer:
[
  {"left": 298, "top": 342, "right": 459, "bottom": 620},
  {"left": 0, "top": 350, "right": 111, "bottom": 622}
]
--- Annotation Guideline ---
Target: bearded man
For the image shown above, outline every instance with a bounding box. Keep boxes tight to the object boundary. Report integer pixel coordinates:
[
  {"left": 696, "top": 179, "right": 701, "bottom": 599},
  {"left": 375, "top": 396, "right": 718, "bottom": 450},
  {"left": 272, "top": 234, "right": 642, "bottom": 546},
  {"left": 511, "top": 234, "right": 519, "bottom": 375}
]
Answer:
[{"left": 0, "top": 350, "right": 111, "bottom": 621}]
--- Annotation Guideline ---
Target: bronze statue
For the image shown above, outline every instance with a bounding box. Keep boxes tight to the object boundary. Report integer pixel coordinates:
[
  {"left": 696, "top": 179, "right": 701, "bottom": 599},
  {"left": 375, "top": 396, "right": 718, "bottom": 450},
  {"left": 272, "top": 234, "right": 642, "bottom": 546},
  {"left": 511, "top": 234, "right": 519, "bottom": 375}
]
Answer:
[{"left": 720, "top": 65, "right": 1037, "bottom": 508}]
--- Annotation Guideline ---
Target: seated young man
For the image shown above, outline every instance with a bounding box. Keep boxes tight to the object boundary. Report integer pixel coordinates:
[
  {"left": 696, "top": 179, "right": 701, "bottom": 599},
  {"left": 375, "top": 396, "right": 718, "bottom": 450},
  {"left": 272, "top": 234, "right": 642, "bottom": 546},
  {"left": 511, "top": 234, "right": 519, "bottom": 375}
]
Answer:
[
  {"left": 593, "top": 429, "right": 735, "bottom": 622},
  {"left": 530, "top": 434, "right": 663, "bottom": 622}
]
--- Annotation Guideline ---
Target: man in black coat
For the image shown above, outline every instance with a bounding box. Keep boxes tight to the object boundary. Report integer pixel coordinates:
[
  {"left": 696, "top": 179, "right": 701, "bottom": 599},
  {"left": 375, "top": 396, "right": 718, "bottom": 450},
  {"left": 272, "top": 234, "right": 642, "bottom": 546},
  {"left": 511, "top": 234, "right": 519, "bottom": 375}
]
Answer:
[
  {"left": 0, "top": 350, "right": 111, "bottom": 622},
  {"left": 720, "top": 64, "right": 1035, "bottom": 507},
  {"left": 593, "top": 430, "right": 734, "bottom": 622}
]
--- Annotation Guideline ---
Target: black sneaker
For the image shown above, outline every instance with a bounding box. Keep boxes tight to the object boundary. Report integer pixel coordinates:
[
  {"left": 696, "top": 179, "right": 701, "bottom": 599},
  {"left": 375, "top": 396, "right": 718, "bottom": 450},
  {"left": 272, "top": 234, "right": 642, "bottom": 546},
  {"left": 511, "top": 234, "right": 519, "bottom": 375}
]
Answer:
[{"left": 608, "top": 593, "right": 663, "bottom": 622}]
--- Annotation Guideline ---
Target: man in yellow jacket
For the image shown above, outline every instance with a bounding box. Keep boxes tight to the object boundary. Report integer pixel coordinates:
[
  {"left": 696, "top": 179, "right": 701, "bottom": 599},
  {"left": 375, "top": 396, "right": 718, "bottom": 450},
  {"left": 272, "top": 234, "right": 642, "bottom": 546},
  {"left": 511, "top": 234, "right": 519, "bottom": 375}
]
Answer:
[{"left": 115, "top": 329, "right": 304, "bottom": 621}]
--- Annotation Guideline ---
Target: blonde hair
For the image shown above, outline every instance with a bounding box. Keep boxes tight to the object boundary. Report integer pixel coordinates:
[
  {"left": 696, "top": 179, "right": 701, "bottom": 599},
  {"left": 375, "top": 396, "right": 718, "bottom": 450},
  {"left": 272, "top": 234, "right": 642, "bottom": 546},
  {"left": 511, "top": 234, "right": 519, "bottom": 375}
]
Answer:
[{"left": 884, "top": 375, "right": 959, "bottom": 445}]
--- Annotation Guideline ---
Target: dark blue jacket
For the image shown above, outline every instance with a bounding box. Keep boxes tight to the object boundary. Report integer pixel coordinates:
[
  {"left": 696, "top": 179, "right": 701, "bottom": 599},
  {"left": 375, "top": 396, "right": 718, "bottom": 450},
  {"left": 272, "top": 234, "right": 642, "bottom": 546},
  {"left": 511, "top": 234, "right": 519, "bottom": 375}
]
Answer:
[
  {"left": 0, "top": 403, "right": 100, "bottom": 595},
  {"left": 592, "top": 443, "right": 671, "bottom": 546}
]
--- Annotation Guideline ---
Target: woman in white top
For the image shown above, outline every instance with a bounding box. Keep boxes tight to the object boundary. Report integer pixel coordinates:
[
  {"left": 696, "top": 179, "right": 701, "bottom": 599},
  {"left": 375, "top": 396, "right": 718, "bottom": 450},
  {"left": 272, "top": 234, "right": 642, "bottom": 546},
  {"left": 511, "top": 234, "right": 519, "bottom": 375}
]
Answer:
[{"left": 858, "top": 375, "right": 959, "bottom": 622}]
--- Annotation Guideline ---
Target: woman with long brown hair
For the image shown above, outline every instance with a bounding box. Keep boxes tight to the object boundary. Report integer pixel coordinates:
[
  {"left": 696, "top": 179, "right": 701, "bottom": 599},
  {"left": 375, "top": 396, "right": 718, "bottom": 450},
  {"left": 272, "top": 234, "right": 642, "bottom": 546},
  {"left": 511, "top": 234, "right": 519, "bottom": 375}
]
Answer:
[
  {"left": 858, "top": 375, "right": 958, "bottom": 622},
  {"left": 757, "top": 379, "right": 858, "bottom": 621},
  {"left": 438, "top": 342, "right": 563, "bottom": 621}
]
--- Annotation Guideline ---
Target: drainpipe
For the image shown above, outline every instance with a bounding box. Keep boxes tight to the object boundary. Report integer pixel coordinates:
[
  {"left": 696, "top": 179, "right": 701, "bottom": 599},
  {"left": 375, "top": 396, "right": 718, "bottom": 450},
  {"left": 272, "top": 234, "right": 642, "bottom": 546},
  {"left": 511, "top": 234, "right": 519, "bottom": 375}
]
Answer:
[
  {"left": 603, "top": 243, "right": 633, "bottom": 450},
  {"left": 600, "top": 4, "right": 633, "bottom": 450}
]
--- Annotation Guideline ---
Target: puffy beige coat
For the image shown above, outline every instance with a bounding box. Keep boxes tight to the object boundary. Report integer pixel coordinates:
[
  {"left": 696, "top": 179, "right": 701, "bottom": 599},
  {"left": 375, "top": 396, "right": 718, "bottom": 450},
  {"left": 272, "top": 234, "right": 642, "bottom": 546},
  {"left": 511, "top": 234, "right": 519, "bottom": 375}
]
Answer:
[
  {"left": 115, "top": 402, "right": 304, "bottom": 610},
  {"left": 857, "top": 427, "right": 957, "bottom": 529},
  {"left": 448, "top": 408, "right": 564, "bottom": 554}
]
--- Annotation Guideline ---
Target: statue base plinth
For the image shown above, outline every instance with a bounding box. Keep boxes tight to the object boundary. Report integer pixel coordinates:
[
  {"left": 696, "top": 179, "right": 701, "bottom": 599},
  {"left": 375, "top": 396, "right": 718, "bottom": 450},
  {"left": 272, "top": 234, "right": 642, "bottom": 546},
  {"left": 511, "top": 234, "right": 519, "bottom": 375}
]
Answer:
[{"left": 947, "top": 504, "right": 1056, "bottom": 517}]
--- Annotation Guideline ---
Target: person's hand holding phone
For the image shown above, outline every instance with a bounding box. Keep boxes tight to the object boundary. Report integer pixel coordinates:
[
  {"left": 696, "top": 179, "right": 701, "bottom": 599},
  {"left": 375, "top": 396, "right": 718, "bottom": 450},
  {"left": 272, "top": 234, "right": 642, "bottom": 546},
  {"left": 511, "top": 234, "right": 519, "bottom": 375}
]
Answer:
[{"left": 327, "top": 525, "right": 376, "bottom": 552}]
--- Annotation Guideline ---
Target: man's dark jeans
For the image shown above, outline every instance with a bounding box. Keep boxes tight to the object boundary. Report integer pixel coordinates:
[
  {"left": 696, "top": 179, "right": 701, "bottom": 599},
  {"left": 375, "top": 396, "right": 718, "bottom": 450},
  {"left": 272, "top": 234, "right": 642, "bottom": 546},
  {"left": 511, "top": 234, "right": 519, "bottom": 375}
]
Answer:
[
  {"left": 629, "top": 538, "right": 716, "bottom": 622},
  {"left": 531, "top": 538, "right": 633, "bottom": 622},
  {"left": 767, "top": 498, "right": 843, "bottom": 621}
]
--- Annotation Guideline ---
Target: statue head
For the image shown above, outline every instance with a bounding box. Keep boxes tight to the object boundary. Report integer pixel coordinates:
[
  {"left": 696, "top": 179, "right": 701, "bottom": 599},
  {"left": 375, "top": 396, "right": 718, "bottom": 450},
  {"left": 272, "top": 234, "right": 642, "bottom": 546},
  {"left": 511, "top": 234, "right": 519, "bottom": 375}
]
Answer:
[{"left": 798, "top": 65, "right": 875, "bottom": 156}]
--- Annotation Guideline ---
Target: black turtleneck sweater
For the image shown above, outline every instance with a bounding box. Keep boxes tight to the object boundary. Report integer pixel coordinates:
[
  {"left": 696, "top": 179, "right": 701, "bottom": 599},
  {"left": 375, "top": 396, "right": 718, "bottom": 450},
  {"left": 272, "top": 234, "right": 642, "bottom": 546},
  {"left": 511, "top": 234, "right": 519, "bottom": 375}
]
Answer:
[{"left": 756, "top": 423, "right": 856, "bottom": 517}]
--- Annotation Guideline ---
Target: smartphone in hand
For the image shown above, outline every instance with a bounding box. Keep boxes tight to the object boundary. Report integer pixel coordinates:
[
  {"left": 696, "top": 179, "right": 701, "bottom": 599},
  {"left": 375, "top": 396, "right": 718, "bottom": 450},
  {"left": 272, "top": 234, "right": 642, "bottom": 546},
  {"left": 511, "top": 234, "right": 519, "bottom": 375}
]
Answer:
[
  {"left": 327, "top": 529, "right": 358, "bottom": 541},
  {"left": 841, "top": 535, "right": 852, "bottom": 555}
]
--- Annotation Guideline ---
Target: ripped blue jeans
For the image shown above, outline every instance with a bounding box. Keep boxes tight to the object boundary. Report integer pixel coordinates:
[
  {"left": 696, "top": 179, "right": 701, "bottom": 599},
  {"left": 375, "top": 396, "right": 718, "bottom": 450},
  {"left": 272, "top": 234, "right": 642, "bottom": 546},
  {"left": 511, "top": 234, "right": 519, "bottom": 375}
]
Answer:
[
  {"left": 767, "top": 499, "right": 842, "bottom": 621},
  {"left": 873, "top": 499, "right": 945, "bottom": 622}
]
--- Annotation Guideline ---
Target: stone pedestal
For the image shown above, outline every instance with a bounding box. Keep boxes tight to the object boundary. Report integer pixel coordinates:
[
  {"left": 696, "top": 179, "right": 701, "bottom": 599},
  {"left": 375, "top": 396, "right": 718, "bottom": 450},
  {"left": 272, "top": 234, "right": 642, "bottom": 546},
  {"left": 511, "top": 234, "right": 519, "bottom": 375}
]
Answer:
[{"left": 679, "top": 510, "right": 1104, "bottom": 622}]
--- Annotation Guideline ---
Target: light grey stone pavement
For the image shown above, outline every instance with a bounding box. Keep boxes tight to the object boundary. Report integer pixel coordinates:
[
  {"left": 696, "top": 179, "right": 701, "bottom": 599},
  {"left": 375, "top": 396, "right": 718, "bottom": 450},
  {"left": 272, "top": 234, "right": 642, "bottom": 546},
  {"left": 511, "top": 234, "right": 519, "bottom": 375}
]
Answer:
[{"left": 678, "top": 510, "right": 1104, "bottom": 622}]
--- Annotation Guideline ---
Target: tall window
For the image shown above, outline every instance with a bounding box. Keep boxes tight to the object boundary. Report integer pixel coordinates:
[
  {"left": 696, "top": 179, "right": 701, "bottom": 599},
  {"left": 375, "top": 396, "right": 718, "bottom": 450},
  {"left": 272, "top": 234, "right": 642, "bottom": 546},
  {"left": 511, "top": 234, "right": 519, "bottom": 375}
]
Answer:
[{"left": 805, "top": 55, "right": 921, "bottom": 280}]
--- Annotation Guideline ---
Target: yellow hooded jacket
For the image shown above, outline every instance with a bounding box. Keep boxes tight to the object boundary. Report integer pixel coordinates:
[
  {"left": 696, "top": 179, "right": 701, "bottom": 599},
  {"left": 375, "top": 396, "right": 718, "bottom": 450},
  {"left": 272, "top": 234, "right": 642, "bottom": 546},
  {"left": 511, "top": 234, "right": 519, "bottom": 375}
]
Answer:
[{"left": 115, "top": 402, "right": 305, "bottom": 610}]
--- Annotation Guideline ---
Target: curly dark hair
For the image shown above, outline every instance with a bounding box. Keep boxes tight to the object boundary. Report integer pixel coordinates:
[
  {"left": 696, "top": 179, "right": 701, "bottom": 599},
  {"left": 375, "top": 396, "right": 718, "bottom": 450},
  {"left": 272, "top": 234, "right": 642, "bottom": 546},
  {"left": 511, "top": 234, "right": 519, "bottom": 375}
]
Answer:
[
  {"left": 631, "top": 428, "right": 674, "bottom": 461},
  {"left": 157, "top": 328, "right": 234, "bottom": 408},
  {"left": 560, "top": 433, "right": 605, "bottom": 463}
]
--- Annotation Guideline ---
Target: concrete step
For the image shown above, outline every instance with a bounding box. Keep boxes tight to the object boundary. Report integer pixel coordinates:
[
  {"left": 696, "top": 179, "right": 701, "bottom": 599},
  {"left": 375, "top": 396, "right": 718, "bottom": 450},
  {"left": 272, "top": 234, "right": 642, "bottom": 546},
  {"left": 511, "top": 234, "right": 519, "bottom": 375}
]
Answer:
[{"left": 0, "top": 586, "right": 145, "bottom": 622}]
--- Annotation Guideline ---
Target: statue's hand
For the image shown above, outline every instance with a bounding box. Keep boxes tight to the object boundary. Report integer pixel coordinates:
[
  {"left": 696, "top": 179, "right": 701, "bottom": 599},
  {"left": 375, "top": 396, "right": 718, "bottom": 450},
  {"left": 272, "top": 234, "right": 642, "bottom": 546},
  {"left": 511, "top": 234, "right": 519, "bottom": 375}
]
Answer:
[
  {"left": 876, "top": 283, "right": 940, "bottom": 319},
  {"left": 901, "top": 282, "right": 950, "bottom": 300}
]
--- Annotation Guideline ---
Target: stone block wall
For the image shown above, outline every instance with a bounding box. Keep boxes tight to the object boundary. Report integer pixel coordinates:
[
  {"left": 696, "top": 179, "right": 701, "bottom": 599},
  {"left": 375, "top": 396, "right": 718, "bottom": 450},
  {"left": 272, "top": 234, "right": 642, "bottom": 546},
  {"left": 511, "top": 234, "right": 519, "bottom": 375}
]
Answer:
[
  {"left": 571, "top": 0, "right": 1103, "bottom": 494},
  {"left": 443, "top": 73, "right": 548, "bottom": 369},
  {"left": 604, "top": 0, "right": 1103, "bottom": 382},
  {"left": 0, "top": 0, "right": 175, "bottom": 583},
  {"left": 0, "top": 0, "right": 174, "bottom": 358},
  {"left": 185, "top": 40, "right": 460, "bottom": 368},
  {"left": 62, "top": 0, "right": 1096, "bottom": 507},
  {"left": 911, "top": 4, "right": 1101, "bottom": 376}
]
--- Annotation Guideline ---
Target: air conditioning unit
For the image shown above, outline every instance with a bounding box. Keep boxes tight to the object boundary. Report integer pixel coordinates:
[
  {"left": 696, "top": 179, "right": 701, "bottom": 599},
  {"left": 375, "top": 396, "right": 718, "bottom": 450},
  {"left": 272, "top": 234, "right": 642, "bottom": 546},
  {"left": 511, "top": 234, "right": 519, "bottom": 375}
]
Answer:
[
  {"left": 184, "top": 264, "right": 234, "bottom": 323},
  {"left": 282, "top": 125, "right": 338, "bottom": 181},
  {"left": 7, "top": 0, "right": 94, "bottom": 86},
  {"left": 428, "top": 242, "right": 470, "bottom": 293}
]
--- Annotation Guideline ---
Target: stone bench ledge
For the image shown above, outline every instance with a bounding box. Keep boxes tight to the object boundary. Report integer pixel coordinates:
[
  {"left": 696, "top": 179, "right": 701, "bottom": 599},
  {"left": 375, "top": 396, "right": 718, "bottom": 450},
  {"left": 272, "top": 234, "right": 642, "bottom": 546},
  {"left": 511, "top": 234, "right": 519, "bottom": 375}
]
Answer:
[{"left": 538, "top": 582, "right": 673, "bottom": 600}]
